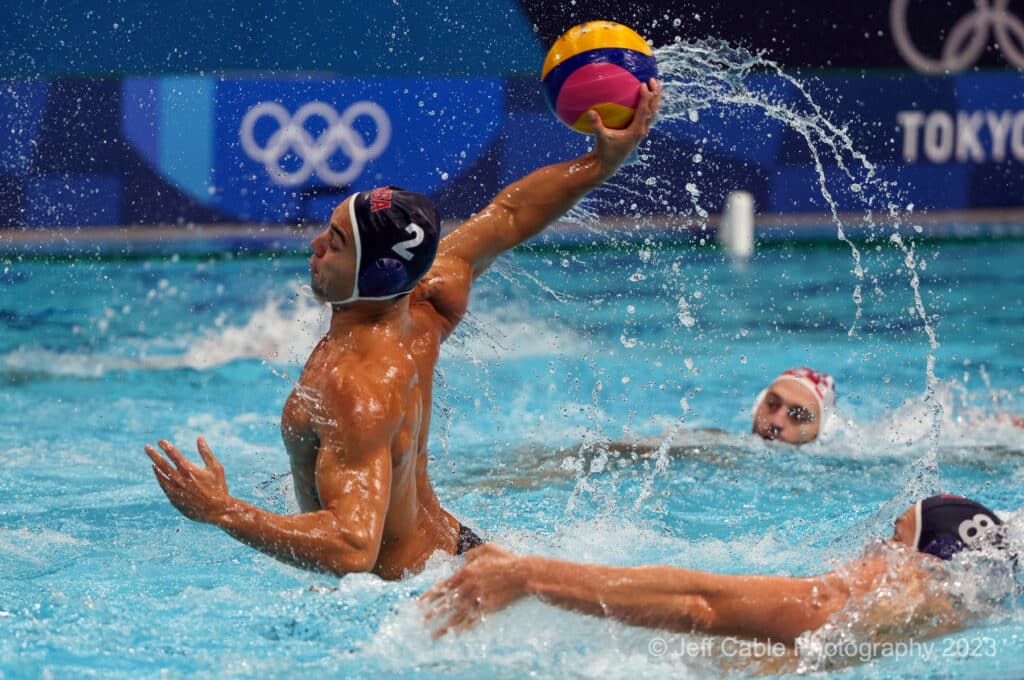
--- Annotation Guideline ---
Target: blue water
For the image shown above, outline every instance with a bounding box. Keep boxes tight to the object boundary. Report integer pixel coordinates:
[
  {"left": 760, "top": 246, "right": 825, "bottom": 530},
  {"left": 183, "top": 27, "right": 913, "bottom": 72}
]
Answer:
[{"left": 2, "top": 235, "right": 1023, "bottom": 678}]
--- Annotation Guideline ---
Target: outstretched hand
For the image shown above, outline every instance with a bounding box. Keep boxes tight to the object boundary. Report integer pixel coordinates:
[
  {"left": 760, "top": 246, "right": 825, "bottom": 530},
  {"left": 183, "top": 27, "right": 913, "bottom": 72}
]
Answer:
[
  {"left": 591, "top": 77, "right": 662, "bottom": 177},
  {"left": 420, "top": 543, "right": 527, "bottom": 637},
  {"left": 145, "top": 437, "right": 230, "bottom": 524}
]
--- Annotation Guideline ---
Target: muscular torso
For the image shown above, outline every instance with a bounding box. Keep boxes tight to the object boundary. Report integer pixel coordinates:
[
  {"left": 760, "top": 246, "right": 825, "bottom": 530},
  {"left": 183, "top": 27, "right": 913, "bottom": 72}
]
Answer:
[{"left": 281, "top": 257, "right": 472, "bottom": 579}]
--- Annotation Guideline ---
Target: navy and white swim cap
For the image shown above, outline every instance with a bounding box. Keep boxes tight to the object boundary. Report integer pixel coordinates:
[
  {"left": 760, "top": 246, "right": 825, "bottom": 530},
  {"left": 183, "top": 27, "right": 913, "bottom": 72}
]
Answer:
[
  {"left": 337, "top": 186, "right": 440, "bottom": 303},
  {"left": 913, "top": 494, "right": 1003, "bottom": 560}
]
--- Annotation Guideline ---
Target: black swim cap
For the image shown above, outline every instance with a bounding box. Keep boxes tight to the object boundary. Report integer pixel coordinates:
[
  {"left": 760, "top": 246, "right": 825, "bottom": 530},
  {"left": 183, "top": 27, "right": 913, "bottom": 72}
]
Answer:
[
  {"left": 340, "top": 186, "right": 440, "bottom": 302},
  {"left": 914, "top": 495, "right": 1003, "bottom": 560}
]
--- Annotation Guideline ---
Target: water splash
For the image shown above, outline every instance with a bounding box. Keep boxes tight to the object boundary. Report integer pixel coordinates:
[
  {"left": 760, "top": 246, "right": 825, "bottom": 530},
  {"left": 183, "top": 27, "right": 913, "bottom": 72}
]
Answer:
[
  {"left": 795, "top": 531, "right": 1023, "bottom": 673},
  {"left": 633, "top": 401, "right": 690, "bottom": 511},
  {"left": 567, "top": 38, "right": 947, "bottom": 519},
  {"left": 651, "top": 40, "right": 871, "bottom": 284}
]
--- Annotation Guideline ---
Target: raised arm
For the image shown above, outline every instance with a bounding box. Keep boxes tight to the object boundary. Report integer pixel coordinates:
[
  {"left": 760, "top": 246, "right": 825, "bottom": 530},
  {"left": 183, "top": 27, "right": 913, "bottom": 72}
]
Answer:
[
  {"left": 423, "top": 544, "right": 845, "bottom": 643},
  {"left": 145, "top": 382, "right": 398, "bottom": 576},
  {"left": 438, "top": 79, "right": 662, "bottom": 280}
]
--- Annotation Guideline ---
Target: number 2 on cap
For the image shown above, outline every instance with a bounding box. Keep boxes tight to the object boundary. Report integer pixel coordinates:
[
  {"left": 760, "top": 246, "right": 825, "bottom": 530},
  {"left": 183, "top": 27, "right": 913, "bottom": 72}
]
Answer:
[{"left": 393, "top": 223, "right": 424, "bottom": 261}]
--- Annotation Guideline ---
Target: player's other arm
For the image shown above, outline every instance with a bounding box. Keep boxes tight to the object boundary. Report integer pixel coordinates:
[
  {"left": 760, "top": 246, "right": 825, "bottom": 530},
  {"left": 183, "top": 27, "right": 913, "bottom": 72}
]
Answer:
[{"left": 147, "top": 380, "right": 399, "bottom": 576}]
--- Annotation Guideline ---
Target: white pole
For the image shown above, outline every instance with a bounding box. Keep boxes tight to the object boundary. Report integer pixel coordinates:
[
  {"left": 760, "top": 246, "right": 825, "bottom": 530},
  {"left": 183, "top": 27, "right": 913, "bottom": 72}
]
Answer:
[{"left": 720, "top": 191, "right": 755, "bottom": 260}]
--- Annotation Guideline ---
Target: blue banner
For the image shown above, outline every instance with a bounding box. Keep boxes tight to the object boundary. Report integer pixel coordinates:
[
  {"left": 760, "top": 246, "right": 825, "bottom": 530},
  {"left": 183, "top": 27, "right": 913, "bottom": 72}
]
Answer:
[{"left": 1, "top": 72, "right": 1022, "bottom": 228}]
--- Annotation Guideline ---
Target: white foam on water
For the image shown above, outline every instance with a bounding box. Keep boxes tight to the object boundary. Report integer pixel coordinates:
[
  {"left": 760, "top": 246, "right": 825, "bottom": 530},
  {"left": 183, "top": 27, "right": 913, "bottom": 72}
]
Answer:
[
  {"left": 817, "top": 379, "right": 1024, "bottom": 459},
  {"left": 1, "top": 294, "right": 329, "bottom": 377},
  {"left": 2, "top": 288, "right": 588, "bottom": 379},
  {"left": 182, "top": 295, "right": 328, "bottom": 369}
]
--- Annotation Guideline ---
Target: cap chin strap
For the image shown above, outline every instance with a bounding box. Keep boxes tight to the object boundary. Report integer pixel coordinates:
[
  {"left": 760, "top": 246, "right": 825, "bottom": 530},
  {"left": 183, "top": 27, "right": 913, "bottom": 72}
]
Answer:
[
  {"left": 912, "top": 499, "right": 924, "bottom": 550},
  {"left": 327, "top": 192, "right": 408, "bottom": 306}
]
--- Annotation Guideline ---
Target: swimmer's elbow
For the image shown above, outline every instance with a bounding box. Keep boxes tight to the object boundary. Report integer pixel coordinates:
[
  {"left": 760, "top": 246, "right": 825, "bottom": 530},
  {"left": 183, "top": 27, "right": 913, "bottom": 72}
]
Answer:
[{"left": 321, "top": 531, "right": 379, "bottom": 575}]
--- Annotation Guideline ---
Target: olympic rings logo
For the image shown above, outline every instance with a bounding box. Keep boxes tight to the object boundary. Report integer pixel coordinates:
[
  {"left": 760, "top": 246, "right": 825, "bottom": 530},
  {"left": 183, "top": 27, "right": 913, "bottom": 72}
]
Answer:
[
  {"left": 891, "top": 0, "right": 1024, "bottom": 73},
  {"left": 239, "top": 100, "right": 391, "bottom": 187}
]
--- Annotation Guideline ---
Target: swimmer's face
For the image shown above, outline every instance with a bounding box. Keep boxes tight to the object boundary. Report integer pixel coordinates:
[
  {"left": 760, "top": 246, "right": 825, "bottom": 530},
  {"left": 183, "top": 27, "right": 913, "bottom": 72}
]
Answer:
[
  {"left": 309, "top": 199, "right": 359, "bottom": 303},
  {"left": 751, "top": 380, "right": 821, "bottom": 444},
  {"left": 891, "top": 506, "right": 917, "bottom": 549}
]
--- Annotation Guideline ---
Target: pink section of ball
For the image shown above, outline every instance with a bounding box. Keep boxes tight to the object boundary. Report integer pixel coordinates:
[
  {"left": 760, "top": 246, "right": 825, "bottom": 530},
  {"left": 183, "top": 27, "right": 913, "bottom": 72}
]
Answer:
[{"left": 555, "top": 63, "right": 641, "bottom": 127}]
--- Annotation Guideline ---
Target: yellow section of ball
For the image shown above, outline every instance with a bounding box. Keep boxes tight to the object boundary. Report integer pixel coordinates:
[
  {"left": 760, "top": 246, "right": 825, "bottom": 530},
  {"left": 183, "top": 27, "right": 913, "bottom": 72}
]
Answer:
[
  {"left": 541, "top": 21, "right": 652, "bottom": 79},
  {"left": 570, "top": 102, "right": 636, "bottom": 135}
]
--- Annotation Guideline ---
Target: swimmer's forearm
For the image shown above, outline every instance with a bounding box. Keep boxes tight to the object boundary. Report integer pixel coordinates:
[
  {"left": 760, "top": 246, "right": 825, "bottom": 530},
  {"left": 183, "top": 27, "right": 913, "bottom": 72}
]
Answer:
[
  {"left": 215, "top": 496, "right": 377, "bottom": 575},
  {"left": 518, "top": 556, "right": 723, "bottom": 632},
  {"left": 439, "top": 151, "right": 611, "bottom": 278},
  {"left": 494, "top": 151, "right": 608, "bottom": 238},
  {"left": 517, "top": 557, "right": 839, "bottom": 642}
]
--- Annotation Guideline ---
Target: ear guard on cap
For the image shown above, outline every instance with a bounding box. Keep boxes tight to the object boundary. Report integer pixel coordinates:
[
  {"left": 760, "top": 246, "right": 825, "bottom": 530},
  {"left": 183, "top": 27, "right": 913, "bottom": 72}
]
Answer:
[
  {"left": 920, "top": 535, "right": 971, "bottom": 561},
  {"left": 359, "top": 257, "right": 408, "bottom": 298}
]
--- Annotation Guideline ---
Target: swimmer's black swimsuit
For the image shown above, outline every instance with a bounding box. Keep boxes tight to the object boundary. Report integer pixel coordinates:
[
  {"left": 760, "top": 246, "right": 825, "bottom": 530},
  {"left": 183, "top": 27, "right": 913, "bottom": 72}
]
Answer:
[{"left": 457, "top": 524, "right": 484, "bottom": 555}]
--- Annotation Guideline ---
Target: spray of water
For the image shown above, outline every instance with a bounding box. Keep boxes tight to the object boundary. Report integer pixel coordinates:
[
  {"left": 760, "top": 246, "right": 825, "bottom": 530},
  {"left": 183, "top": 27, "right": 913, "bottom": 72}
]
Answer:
[{"left": 559, "top": 39, "right": 947, "bottom": 520}]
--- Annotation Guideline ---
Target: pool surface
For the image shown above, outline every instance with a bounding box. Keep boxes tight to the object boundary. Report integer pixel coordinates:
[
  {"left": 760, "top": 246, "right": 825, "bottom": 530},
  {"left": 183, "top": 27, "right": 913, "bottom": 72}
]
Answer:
[{"left": 2, "top": 233, "right": 1023, "bottom": 678}]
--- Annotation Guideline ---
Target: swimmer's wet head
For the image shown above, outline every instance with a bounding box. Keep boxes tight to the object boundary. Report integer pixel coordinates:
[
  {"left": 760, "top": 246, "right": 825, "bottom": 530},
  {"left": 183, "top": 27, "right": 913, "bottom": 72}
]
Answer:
[
  {"left": 751, "top": 367, "right": 836, "bottom": 445},
  {"left": 892, "top": 495, "right": 1006, "bottom": 560},
  {"left": 309, "top": 186, "right": 441, "bottom": 306}
]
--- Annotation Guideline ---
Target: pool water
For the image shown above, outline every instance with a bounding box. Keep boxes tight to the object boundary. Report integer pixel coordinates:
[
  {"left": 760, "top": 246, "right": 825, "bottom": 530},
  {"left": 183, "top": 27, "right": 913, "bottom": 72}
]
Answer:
[{"left": 1, "top": 234, "right": 1023, "bottom": 678}]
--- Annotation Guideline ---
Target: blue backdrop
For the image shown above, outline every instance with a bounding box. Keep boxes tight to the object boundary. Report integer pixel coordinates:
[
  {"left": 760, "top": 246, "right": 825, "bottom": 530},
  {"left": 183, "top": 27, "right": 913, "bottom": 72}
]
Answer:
[
  {"left": 1, "top": 72, "right": 1023, "bottom": 227},
  {"left": 0, "top": 0, "right": 543, "bottom": 77}
]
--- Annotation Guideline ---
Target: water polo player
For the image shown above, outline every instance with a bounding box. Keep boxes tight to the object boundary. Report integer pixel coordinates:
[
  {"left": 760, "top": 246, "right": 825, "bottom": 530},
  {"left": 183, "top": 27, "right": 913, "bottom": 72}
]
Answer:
[
  {"left": 751, "top": 367, "right": 837, "bottom": 444},
  {"left": 599, "top": 366, "right": 837, "bottom": 458},
  {"left": 144, "top": 79, "right": 662, "bottom": 579},
  {"left": 424, "top": 495, "right": 1011, "bottom": 651}
]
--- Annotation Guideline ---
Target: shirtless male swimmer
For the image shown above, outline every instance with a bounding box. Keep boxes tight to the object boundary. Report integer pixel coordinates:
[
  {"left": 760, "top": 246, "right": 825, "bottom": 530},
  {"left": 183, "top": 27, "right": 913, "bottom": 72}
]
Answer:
[
  {"left": 424, "top": 495, "right": 1009, "bottom": 644},
  {"left": 144, "top": 80, "right": 663, "bottom": 580}
]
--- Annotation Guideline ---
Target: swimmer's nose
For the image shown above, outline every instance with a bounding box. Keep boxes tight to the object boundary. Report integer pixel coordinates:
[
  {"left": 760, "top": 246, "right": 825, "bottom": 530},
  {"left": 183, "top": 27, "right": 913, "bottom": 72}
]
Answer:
[
  {"left": 311, "top": 232, "right": 326, "bottom": 257},
  {"left": 768, "top": 410, "right": 789, "bottom": 430}
]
